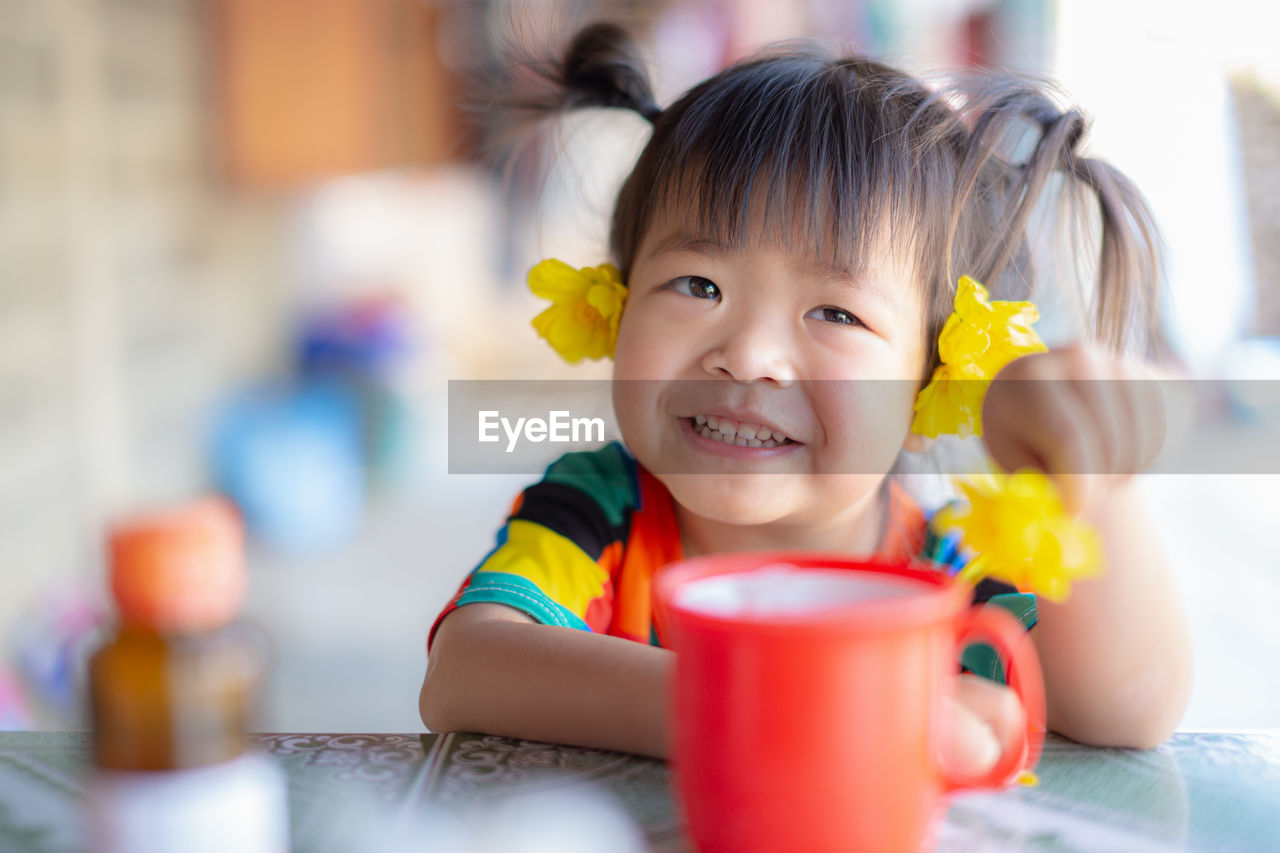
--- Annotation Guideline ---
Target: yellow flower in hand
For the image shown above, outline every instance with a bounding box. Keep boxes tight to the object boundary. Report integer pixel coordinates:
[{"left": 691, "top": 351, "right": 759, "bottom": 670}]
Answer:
[
  {"left": 529, "top": 260, "right": 628, "bottom": 363},
  {"left": 934, "top": 470, "right": 1103, "bottom": 602},
  {"left": 912, "top": 275, "right": 1048, "bottom": 438}
]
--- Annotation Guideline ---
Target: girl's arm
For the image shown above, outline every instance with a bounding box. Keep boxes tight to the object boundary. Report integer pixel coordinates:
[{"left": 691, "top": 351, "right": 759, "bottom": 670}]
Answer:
[
  {"left": 1034, "top": 480, "right": 1193, "bottom": 747},
  {"left": 420, "top": 602, "right": 673, "bottom": 758},
  {"left": 983, "top": 345, "right": 1194, "bottom": 748},
  {"left": 421, "top": 603, "right": 1024, "bottom": 772}
]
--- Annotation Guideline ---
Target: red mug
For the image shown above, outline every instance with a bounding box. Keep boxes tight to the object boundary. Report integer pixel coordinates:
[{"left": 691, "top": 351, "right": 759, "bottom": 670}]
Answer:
[{"left": 653, "top": 552, "right": 1045, "bottom": 853}]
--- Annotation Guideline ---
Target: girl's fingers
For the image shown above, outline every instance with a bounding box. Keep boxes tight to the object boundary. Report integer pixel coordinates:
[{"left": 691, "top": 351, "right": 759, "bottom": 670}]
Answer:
[
  {"left": 1075, "top": 358, "right": 1166, "bottom": 480},
  {"left": 982, "top": 347, "right": 1171, "bottom": 512},
  {"left": 1044, "top": 388, "right": 1106, "bottom": 511},
  {"left": 946, "top": 675, "right": 1026, "bottom": 775},
  {"left": 1089, "top": 379, "right": 1131, "bottom": 476},
  {"left": 947, "top": 700, "right": 1000, "bottom": 775},
  {"left": 958, "top": 674, "right": 1026, "bottom": 738},
  {"left": 1062, "top": 348, "right": 1124, "bottom": 477},
  {"left": 983, "top": 375, "right": 1054, "bottom": 473},
  {"left": 990, "top": 377, "right": 1103, "bottom": 511},
  {"left": 982, "top": 401, "right": 1043, "bottom": 475}
]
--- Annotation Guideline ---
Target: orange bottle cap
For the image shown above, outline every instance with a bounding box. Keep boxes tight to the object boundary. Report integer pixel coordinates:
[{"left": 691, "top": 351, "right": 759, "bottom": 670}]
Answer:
[{"left": 108, "top": 498, "right": 246, "bottom": 632}]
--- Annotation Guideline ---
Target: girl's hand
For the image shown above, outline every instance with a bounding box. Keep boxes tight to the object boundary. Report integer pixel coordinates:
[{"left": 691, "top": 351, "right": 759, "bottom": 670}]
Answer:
[
  {"left": 944, "top": 675, "right": 1025, "bottom": 776},
  {"left": 981, "top": 343, "right": 1165, "bottom": 513}
]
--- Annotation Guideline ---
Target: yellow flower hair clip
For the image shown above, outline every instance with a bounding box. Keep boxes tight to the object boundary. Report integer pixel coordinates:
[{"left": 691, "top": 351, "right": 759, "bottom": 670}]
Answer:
[
  {"left": 933, "top": 470, "right": 1103, "bottom": 602},
  {"left": 528, "top": 259, "right": 628, "bottom": 363},
  {"left": 911, "top": 275, "right": 1048, "bottom": 438}
]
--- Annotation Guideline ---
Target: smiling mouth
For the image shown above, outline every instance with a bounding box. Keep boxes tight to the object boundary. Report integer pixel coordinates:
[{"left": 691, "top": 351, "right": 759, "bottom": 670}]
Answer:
[{"left": 686, "top": 414, "right": 797, "bottom": 448}]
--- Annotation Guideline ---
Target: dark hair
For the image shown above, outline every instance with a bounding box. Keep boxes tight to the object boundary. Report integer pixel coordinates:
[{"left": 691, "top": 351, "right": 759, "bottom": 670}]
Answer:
[{"left": 513, "top": 22, "right": 1162, "bottom": 373}]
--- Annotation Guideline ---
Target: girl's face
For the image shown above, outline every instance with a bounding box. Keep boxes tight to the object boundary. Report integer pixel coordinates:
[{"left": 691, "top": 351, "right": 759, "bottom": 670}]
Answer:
[{"left": 612, "top": 213, "right": 928, "bottom": 532}]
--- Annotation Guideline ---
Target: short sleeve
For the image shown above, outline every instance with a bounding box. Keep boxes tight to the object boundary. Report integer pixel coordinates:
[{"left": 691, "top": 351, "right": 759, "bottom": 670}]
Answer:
[{"left": 428, "top": 445, "right": 637, "bottom": 649}]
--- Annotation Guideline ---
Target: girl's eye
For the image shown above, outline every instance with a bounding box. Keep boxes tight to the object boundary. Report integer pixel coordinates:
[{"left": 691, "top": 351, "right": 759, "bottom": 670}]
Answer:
[
  {"left": 806, "top": 305, "right": 864, "bottom": 327},
  {"left": 665, "top": 275, "right": 721, "bottom": 300}
]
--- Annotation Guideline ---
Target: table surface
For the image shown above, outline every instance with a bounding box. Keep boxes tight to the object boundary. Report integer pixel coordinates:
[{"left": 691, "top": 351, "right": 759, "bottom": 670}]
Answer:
[{"left": 2, "top": 730, "right": 1278, "bottom": 852}]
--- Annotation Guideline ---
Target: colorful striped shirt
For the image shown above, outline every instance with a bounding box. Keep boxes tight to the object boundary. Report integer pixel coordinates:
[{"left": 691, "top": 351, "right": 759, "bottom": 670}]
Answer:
[{"left": 430, "top": 442, "right": 1034, "bottom": 678}]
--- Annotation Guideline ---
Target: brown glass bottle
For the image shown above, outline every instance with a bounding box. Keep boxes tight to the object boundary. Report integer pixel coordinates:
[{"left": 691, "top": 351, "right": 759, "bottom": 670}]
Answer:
[
  {"left": 88, "top": 498, "right": 263, "bottom": 771},
  {"left": 87, "top": 499, "right": 286, "bottom": 853}
]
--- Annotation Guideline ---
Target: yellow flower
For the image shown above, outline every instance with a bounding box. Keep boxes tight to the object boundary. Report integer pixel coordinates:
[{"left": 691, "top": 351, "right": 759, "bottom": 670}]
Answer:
[
  {"left": 912, "top": 275, "right": 1048, "bottom": 437},
  {"left": 528, "top": 260, "right": 628, "bottom": 363},
  {"left": 911, "top": 363, "right": 989, "bottom": 438},
  {"left": 934, "top": 470, "right": 1103, "bottom": 602},
  {"left": 941, "top": 276, "right": 1047, "bottom": 375}
]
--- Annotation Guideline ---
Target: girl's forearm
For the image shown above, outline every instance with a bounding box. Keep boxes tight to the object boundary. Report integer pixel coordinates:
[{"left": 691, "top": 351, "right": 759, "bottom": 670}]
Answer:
[
  {"left": 1033, "top": 480, "right": 1193, "bottom": 748},
  {"left": 420, "top": 603, "right": 674, "bottom": 758}
]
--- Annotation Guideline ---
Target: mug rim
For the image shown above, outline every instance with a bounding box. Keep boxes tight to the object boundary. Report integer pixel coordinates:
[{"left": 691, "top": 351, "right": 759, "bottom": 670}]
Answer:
[{"left": 653, "top": 551, "right": 968, "bottom": 639}]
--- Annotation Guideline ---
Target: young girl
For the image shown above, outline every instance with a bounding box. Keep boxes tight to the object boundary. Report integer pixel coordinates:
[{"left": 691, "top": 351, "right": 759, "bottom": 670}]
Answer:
[{"left": 420, "top": 23, "right": 1192, "bottom": 770}]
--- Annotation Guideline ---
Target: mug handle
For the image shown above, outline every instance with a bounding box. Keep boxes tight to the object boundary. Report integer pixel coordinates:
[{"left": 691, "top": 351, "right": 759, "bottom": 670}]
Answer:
[{"left": 940, "top": 602, "right": 1046, "bottom": 792}]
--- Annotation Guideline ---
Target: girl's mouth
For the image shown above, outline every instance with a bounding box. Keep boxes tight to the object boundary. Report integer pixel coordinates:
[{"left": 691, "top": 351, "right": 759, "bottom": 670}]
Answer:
[{"left": 685, "top": 414, "right": 797, "bottom": 448}]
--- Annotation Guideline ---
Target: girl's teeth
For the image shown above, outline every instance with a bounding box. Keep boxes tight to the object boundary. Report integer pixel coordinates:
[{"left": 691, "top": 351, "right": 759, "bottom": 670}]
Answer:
[
  {"left": 737, "top": 424, "right": 757, "bottom": 440},
  {"left": 695, "top": 414, "right": 707, "bottom": 426},
  {"left": 706, "top": 415, "right": 720, "bottom": 430},
  {"left": 694, "top": 419, "right": 789, "bottom": 448}
]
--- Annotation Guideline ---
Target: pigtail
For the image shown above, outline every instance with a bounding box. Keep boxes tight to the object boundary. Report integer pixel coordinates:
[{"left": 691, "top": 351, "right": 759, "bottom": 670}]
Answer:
[
  {"left": 490, "top": 22, "right": 661, "bottom": 132},
  {"left": 948, "top": 78, "right": 1161, "bottom": 353},
  {"left": 559, "top": 24, "right": 662, "bottom": 121},
  {"left": 1066, "top": 156, "right": 1162, "bottom": 350},
  {"left": 467, "top": 19, "right": 663, "bottom": 266}
]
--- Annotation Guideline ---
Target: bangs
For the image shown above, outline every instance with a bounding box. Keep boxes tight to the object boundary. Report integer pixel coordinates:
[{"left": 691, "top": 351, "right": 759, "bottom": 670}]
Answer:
[{"left": 613, "top": 49, "right": 961, "bottom": 285}]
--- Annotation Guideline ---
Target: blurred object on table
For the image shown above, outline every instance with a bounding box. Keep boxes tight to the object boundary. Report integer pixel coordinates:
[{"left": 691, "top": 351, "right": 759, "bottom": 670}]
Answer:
[
  {"left": 0, "top": 667, "right": 33, "bottom": 731},
  {"left": 11, "top": 586, "right": 106, "bottom": 729},
  {"left": 86, "top": 497, "right": 288, "bottom": 852}
]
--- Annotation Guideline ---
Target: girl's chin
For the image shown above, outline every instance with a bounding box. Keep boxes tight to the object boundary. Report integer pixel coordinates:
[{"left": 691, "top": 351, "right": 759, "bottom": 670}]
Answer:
[{"left": 660, "top": 475, "right": 796, "bottom": 526}]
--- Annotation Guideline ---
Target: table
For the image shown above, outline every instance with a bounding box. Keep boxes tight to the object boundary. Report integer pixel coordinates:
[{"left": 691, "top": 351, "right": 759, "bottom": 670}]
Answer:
[{"left": 2, "top": 730, "right": 1278, "bottom": 851}]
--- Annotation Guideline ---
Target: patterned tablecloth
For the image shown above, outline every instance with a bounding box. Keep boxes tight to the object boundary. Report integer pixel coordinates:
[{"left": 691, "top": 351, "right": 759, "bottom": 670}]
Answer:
[{"left": 1, "top": 730, "right": 1278, "bottom": 852}]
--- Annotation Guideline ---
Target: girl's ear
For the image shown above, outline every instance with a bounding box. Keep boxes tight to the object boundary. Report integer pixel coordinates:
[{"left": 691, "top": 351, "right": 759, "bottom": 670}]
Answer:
[{"left": 901, "top": 431, "right": 933, "bottom": 454}]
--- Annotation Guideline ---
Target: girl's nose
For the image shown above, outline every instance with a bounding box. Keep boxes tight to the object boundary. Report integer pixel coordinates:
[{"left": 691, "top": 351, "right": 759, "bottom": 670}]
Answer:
[{"left": 700, "top": 314, "right": 796, "bottom": 387}]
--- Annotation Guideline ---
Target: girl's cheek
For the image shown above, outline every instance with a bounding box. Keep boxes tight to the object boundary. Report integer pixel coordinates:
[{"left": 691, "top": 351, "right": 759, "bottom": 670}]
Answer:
[
  {"left": 611, "top": 381, "right": 645, "bottom": 442},
  {"left": 612, "top": 317, "right": 645, "bottom": 381},
  {"left": 813, "top": 382, "right": 914, "bottom": 461},
  {"left": 614, "top": 304, "right": 684, "bottom": 381},
  {"left": 610, "top": 317, "right": 648, "bottom": 441}
]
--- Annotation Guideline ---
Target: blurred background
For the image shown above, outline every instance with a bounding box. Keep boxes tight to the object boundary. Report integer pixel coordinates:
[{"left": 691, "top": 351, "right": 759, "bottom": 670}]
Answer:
[{"left": 0, "top": 0, "right": 1277, "bottom": 734}]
